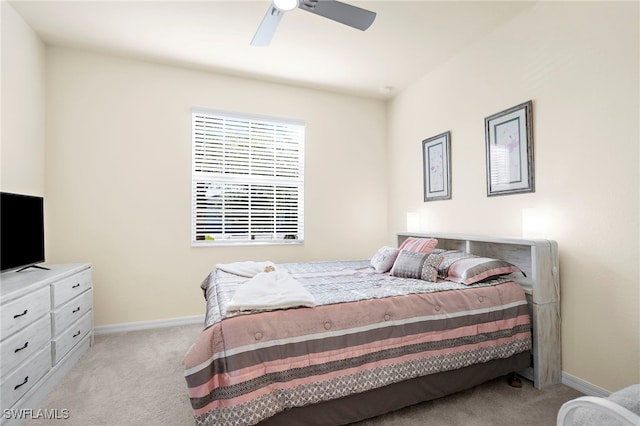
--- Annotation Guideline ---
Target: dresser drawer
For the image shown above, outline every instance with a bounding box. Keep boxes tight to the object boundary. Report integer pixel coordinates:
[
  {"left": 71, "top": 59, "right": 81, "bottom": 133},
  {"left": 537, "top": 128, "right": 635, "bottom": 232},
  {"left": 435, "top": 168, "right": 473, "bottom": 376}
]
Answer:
[
  {"left": 52, "top": 289, "right": 93, "bottom": 336},
  {"left": 50, "top": 268, "right": 92, "bottom": 308},
  {"left": 52, "top": 311, "right": 92, "bottom": 365},
  {"left": 0, "top": 315, "right": 51, "bottom": 376},
  {"left": 0, "top": 345, "right": 50, "bottom": 411},
  {"left": 0, "top": 287, "right": 50, "bottom": 341}
]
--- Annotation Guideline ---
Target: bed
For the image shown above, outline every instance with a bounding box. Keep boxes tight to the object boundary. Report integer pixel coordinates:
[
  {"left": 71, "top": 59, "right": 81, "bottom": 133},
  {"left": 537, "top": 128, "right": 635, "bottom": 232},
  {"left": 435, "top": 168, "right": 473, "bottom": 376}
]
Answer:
[{"left": 183, "top": 232, "right": 561, "bottom": 426}]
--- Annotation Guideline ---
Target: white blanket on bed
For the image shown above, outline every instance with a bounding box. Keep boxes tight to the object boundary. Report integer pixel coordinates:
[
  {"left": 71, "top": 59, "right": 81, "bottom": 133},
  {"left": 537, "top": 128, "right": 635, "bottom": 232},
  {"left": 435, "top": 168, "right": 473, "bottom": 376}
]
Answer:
[
  {"left": 216, "top": 261, "right": 276, "bottom": 278},
  {"left": 227, "top": 270, "right": 316, "bottom": 312}
]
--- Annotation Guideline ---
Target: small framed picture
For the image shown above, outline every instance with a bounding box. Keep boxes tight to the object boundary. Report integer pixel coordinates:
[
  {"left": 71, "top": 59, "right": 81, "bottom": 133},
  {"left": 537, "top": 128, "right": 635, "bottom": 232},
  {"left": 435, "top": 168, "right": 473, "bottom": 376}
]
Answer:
[
  {"left": 422, "top": 131, "right": 451, "bottom": 202},
  {"left": 485, "top": 100, "right": 534, "bottom": 196}
]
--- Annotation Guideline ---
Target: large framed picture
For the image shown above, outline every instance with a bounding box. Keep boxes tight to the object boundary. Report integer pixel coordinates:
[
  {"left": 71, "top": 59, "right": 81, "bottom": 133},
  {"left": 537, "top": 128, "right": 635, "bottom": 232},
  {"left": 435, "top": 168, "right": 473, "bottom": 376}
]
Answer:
[
  {"left": 485, "top": 100, "right": 534, "bottom": 196},
  {"left": 422, "top": 131, "right": 451, "bottom": 202}
]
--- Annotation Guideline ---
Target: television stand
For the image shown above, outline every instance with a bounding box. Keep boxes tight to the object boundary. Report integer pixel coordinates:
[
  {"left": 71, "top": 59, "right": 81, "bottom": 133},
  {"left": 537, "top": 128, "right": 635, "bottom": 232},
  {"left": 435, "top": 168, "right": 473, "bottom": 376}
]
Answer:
[{"left": 16, "top": 264, "right": 51, "bottom": 272}]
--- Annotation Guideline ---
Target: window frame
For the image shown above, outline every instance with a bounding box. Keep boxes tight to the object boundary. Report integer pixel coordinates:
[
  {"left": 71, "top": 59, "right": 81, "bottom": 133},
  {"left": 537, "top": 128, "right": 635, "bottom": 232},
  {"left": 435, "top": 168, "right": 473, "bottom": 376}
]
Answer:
[{"left": 191, "top": 108, "right": 305, "bottom": 247}]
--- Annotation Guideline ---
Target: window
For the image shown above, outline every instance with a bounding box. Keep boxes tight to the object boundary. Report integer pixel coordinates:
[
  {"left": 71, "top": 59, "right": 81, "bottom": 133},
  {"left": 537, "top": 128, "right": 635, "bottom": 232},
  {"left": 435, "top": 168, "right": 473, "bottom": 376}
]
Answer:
[{"left": 192, "top": 109, "right": 305, "bottom": 245}]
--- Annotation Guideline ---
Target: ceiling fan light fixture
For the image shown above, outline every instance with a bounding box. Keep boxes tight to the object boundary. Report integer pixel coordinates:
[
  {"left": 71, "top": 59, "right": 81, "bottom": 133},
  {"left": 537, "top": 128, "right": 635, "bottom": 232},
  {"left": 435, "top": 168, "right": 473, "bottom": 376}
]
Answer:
[{"left": 273, "top": 0, "right": 299, "bottom": 12}]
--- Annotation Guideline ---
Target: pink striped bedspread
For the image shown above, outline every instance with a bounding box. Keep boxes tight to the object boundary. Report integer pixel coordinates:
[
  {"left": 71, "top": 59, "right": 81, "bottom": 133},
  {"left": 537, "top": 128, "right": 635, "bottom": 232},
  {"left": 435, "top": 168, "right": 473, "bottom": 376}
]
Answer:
[{"left": 184, "top": 260, "right": 531, "bottom": 426}]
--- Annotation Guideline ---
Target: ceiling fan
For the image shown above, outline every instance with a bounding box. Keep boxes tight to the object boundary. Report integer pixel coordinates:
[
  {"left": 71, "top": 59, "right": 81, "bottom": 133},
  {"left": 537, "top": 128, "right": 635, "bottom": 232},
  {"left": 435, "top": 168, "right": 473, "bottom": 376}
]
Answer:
[{"left": 251, "top": 0, "right": 376, "bottom": 46}]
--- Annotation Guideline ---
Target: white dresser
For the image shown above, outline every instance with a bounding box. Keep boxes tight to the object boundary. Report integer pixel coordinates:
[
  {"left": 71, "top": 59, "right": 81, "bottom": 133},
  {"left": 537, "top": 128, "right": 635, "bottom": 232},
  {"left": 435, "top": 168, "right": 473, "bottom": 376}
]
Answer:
[{"left": 0, "top": 264, "right": 93, "bottom": 424}]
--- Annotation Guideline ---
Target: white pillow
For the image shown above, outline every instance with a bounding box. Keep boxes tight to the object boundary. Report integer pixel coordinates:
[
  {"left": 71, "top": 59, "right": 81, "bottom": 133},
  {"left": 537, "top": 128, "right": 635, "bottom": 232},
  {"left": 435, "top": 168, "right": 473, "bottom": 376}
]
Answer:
[{"left": 370, "top": 246, "right": 400, "bottom": 273}]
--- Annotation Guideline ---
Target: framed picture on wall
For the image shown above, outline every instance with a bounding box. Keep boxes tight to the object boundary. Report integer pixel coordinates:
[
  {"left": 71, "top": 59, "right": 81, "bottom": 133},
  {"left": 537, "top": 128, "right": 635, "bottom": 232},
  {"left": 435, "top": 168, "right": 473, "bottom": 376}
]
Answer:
[
  {"left": 422, "top": 131, "right": 451, "bottom": 202},
  {"left": 485, "top": 100, "right": 534, "bottom": 196}
]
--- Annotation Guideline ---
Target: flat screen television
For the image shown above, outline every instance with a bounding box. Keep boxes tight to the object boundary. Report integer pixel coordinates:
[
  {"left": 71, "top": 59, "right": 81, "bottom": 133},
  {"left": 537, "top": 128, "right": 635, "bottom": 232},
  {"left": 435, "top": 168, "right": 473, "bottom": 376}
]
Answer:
[{"left": 1, "top": 192, "right": 46, "bottom": 272}]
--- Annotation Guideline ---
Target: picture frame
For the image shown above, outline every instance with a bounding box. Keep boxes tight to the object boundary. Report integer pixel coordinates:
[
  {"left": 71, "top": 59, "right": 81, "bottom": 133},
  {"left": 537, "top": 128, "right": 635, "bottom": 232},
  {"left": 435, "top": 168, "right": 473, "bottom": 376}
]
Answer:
[
  {"left": 422, "top": 131, "right": 451, "bottom": 202},
  {"left": 485, "top": 100, "right": 534, "bottom": 196}
]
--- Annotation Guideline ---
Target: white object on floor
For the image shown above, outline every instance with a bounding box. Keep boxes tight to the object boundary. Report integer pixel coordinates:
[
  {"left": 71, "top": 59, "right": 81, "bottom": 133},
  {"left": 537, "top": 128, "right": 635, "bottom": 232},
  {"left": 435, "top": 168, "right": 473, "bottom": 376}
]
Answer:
[{"left": 557, "top": 384, "right": 640, "bottom": 426}]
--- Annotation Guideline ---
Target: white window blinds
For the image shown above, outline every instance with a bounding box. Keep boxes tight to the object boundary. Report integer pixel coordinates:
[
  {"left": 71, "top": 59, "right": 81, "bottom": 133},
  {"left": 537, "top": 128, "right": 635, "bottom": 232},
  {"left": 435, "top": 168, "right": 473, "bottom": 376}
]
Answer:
[{"left": 192, "top": 110, "right": 305, "bottom": 245}]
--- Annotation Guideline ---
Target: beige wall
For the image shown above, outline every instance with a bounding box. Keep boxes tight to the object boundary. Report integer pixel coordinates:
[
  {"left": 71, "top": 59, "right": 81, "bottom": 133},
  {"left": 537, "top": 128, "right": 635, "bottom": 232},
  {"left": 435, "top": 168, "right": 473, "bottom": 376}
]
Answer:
[
  {"left": 44, "top": 47, "right": 388, "bottom": 328},
  {"left": 387, "top": 2, "right": 639, "bottom": 392},
  {"left": 1, "top": 1, "right": 46, "bottom": 195}
]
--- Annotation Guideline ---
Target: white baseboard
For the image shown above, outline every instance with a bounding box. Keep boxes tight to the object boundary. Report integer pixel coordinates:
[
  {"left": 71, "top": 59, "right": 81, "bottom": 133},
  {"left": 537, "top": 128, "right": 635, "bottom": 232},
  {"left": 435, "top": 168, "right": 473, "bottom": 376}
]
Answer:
[
  {"left": 562, "top": 371, "right": 611, "bottom": 397},
  {"left": 94, "top": 315, "right": 205, "bottom": 335}
]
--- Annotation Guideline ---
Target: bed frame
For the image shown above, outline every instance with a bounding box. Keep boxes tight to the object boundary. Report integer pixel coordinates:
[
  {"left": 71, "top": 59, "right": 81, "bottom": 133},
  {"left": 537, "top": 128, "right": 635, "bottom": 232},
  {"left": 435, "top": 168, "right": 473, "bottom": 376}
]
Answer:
[
  {"left": 258, "top": 232, "right": 561, "bottom": 425},
  {"left": 397, "top": 232, "right": 561, "bottom": 389}
]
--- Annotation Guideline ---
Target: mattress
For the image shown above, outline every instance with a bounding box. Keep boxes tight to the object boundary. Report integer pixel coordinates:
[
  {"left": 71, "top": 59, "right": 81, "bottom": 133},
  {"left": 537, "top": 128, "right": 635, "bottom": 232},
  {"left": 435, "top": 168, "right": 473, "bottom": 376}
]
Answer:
[{"left": 184, "top": 260, "right": 531, "bottom": 426}]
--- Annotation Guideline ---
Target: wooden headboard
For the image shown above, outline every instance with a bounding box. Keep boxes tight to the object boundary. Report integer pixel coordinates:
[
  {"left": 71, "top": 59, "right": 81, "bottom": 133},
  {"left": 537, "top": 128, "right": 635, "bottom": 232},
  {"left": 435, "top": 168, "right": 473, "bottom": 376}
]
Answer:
[{"left": 397, "top": 232, "right": 561, "bottom": 389}]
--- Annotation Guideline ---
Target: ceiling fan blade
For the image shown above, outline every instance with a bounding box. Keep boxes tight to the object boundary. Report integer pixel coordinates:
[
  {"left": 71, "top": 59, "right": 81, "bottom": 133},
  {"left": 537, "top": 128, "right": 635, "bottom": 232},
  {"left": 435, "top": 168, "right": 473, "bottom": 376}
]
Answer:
[
  {"left": 299, "top": 0, "right": 376, "bottom": 31},
  {"left": 251, "top": 4, "right": 285, "bottom": 46}
]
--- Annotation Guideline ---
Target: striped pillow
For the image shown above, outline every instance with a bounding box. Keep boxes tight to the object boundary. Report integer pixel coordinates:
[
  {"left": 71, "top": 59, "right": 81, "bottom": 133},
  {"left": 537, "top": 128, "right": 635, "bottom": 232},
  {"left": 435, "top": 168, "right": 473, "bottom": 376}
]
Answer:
[
  {"left": 398, "top": 237, "right": 438, "bottom": 254},
  {"left": 390, "top": 250, "right": 444, "bottom": 282},
  {"left": 439, "top": 251, "right": 523, "bottom": 285}
]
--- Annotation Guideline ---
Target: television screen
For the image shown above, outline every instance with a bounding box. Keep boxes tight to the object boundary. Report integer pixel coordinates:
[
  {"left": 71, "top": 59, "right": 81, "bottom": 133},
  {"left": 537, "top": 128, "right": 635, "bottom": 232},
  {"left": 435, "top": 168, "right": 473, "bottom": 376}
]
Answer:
[{"left": 1, "top": 192, "right": 45, "bottom": 272}]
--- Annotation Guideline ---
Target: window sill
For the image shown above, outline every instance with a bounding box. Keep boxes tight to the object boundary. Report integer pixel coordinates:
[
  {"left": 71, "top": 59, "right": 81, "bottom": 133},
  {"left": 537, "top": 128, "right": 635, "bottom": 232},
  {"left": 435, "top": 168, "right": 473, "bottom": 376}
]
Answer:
[{"left": 191, "top": 240, "right": 304, "bottom": 248}]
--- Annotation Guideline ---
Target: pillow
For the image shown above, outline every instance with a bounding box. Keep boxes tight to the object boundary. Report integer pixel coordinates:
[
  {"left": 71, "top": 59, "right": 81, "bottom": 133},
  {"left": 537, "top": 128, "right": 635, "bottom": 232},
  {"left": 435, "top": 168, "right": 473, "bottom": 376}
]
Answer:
[
  {"left": 390, "top": 250, "right": 444, "bottom": 282},
  {"left": 438, "top": 250, "right": 523, "bottom": 285},
  {"left": 398, "top": 237, "right": 438, "bottom": 254},
  {"left": 370, "top": 246, "right": 400, "bottom": 273}
]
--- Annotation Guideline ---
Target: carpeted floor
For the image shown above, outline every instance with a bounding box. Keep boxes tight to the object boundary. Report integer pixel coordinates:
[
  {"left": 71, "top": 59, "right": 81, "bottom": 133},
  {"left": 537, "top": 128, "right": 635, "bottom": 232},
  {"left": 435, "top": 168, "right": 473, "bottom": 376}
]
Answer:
[{"left": 24, "top": 323, "right": 583, "bottom": 426}]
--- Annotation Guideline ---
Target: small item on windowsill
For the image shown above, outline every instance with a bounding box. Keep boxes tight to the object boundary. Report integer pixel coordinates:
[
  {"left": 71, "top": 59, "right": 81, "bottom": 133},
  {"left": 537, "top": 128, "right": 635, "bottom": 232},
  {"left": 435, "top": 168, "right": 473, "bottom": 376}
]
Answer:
[
  {"left": 508, "top": 373, "right": 523, "bottom": 388},
  {"left": 264, "top": 265, "right": 276, "bottom": 273}
]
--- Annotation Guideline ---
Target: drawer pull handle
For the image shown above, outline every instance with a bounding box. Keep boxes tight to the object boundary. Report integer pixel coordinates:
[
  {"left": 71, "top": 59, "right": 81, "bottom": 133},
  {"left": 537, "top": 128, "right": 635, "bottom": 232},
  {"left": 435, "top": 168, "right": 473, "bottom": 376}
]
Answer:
[
  {"left": 72, "top": 283, "right": 80, "bottom": 289},
  {"left": 14, "top": 341, "right": 29, "bottom": 353},
  {"left": 14, "top": 376, "right": 29, "bottom": 390},
  {"left": 73, "top": 330, "right": 81, "bottom": 338},
  {"left": 72, "top": 307, "right": 81, "bottom": 313},
  {"left": 13, "top": 309, "right": 28, "bottom": 319}
]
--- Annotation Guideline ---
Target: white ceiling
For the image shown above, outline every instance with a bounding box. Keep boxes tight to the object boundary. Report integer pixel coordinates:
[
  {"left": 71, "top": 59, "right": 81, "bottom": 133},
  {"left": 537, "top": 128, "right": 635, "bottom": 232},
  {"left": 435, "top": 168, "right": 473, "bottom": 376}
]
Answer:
[{"left": 9, "top": 0, "right": 536, "bottom": 99}]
